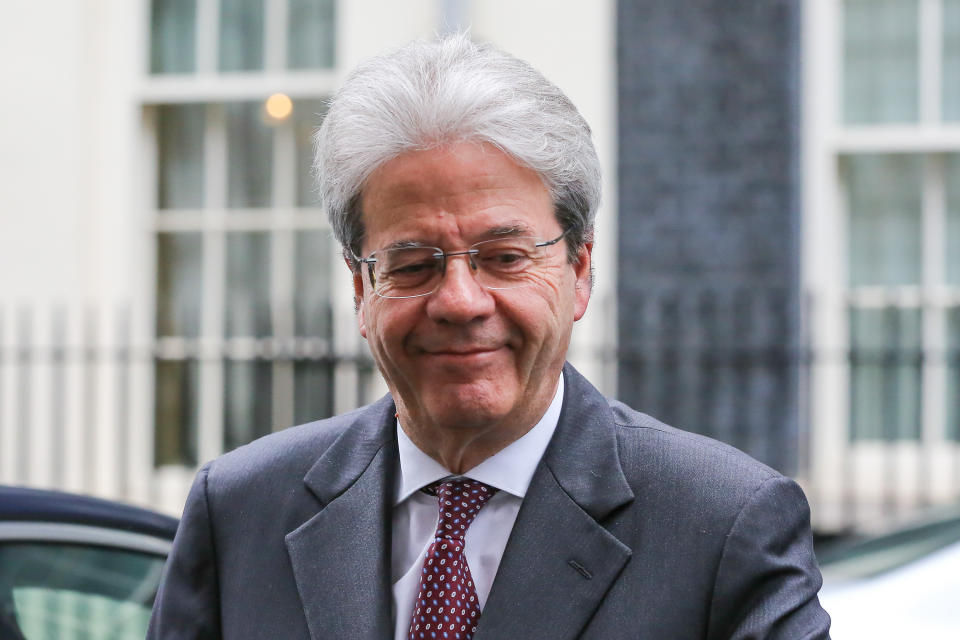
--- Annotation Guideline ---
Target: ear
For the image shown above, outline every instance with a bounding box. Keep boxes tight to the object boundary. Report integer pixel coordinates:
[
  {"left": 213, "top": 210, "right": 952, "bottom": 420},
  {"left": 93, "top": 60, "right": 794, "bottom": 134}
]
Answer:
[
  {"left": 347, "top": 258, "right": 368, "bottom": 339},
  {"left": 572, "top": 242, "right": 592, "bottom": 321}
]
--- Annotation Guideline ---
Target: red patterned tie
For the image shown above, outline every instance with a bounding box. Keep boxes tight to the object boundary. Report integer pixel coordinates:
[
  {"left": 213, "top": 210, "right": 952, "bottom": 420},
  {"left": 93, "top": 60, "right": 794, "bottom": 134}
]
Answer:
[{"left": 408, "top": 478, "right": 498, "bottom": 640}]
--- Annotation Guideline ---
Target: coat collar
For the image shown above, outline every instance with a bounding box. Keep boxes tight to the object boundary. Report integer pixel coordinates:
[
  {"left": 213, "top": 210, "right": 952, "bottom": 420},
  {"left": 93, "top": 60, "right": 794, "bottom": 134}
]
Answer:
[
  {"left": 300, "top": 394, "right": 398, "bottom": 506},
  {"left": 543, "top": 364, "right": 635, "bottom": 520},
  {"left": 476, "top": 364, "right": 635, "bottom": 640},
  {"left": 285, "top": 363, "right": 635, "bottom": 640},
  {"left": 285, "top": 394, "right": 398, "bottom": 640}
]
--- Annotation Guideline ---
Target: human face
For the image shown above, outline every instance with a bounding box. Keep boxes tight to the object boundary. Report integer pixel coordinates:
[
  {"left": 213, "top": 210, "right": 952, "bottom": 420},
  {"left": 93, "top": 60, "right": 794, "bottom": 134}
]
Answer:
[{"left": 354, "top": 142, "right": 592, "bottom": 451}]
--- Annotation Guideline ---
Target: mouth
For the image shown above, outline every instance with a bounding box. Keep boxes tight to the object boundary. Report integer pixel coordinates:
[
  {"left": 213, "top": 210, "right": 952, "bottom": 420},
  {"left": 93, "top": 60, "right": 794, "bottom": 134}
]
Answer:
[
  {"left": 411, "top": 328, "right": 515, "bottom": 361},
  {"left": 424, "top": 346, "right": 502, "bottom": 356},
  {"left": 424, "top": 346, "right": 500, "bottom": 356},
  {"left": 414, "top": 337, "right": 512, "bottom": 359}
]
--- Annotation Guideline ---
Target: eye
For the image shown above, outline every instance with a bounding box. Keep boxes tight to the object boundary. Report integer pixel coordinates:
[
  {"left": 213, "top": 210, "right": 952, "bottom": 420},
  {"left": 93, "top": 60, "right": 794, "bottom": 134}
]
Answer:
[
  {"left": 491, "top": 252, "right": 526, "bottom": 265},
  {"left": 477, "top": 244, "right": 533, "bottom": 272},
  {"left": 379, "top": 249, "right": 441, "bottom": 284},
  {"left": 389, "top": 259, "right": 435, "bottom": 275}
]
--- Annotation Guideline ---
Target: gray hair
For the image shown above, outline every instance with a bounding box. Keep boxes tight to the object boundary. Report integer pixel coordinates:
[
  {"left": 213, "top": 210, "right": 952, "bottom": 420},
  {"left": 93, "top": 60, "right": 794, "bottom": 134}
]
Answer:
[{"left": 313, "top": 33, "right": 601, "bottom": 268}]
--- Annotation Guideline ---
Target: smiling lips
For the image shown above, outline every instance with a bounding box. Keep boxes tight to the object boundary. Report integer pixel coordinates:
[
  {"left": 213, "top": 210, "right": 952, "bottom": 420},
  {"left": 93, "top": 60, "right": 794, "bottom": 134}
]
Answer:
[
  {"left": 413, "top": 331, "right": 510, "bottom": 356},
  {"left": 422, "top": 345, "right": 504, "bottom": 356},
  {"left": 414, "top": 337, "right": 509, "bottom": 358}
]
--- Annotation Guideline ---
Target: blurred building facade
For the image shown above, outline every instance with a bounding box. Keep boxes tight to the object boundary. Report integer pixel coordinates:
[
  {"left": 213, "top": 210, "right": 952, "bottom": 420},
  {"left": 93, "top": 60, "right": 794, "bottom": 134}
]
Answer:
[
  {"left": 0, "top": 0, "right": 618, "bottom": 515},
  {"left": 804, "top": 0, "right": 960, "bottom": 530},
  {"left": 0, "top": 0, "right": 958, "bottom": 533},
  {"left": 617, "top": 0, "right": 960, "bottom": 532}
]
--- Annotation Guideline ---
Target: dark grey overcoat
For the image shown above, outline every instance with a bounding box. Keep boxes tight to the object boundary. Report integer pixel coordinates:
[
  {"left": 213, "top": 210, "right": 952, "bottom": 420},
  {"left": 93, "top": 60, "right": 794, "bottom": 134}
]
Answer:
[{"left": 148, "top": 364, "right": 830, "bottom": 639}]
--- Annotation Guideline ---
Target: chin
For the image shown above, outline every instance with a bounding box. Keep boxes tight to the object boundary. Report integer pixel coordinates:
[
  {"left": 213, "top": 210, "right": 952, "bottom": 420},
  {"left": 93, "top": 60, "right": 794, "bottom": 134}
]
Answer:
[{"left": 423, "top": 382, "right": 515, "bottom": 429}]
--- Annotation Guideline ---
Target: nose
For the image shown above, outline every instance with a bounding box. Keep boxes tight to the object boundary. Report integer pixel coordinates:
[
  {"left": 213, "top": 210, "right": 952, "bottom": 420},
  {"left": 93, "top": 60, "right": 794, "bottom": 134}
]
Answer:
[{"left": 425, "top": 253, "right": 494, "bottom": 324}]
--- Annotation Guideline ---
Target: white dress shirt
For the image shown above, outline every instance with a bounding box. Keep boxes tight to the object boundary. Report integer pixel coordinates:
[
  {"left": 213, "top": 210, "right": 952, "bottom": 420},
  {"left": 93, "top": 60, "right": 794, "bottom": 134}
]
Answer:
[{"left": 390, "top": 375, "right": 564, "bottom": 640}]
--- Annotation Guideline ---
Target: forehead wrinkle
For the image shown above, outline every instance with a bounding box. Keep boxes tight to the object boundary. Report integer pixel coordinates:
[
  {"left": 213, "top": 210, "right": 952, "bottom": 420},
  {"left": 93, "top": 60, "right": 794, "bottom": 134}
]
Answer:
[
  {"left": 366, "top": 183, "right": 525, "bottom": 232},
  {"left": 373, "top": 215, "right": 543, "bottom": 255},
  {"left": 360, "top": 143, "right": 555, "bottom": 255},
  {"left": 378, "top": 167, "right": 544, "bottom": 212}
]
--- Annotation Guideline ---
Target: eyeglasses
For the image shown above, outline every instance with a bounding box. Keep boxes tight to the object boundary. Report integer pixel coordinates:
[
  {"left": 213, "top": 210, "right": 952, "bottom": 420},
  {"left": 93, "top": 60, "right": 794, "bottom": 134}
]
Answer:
[{"left": 355, "top": 230, "right": 568, "bottom": 299}]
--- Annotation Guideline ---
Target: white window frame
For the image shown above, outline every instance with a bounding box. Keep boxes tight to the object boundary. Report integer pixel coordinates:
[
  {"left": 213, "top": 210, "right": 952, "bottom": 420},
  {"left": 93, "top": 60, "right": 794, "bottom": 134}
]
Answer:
[
  {"left": 804, "top": 0, "right": 960, "bottom": 530},
  {"left": 138, "top": 0, "right": 374, "bottom": 509}
]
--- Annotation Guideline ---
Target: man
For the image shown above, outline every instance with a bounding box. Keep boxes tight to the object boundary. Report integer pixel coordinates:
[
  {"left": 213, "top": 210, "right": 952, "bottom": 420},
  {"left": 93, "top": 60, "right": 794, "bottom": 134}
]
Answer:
[{"left": 149, "top": 35, "right": 830, "bottom": 639}]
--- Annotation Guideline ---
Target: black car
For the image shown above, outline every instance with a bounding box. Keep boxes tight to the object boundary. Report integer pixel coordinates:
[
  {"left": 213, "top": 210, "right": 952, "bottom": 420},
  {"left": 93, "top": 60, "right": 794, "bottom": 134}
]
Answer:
[{"left": 0, "top": 486, "right": 178, "bottom": 639}]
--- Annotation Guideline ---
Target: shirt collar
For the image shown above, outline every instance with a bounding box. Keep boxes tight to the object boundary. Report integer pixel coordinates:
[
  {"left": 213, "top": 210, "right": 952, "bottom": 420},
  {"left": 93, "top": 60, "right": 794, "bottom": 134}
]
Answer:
[{"left": 394, "top": 374, "right": 564, "bottom": 504}]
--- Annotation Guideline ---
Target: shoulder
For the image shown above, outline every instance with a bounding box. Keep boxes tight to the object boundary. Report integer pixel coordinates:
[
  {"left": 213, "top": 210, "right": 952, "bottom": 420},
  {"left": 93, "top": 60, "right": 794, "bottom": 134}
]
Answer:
[
  {"left": 604, "top": 397, "right": 792, "bottom": 517},
  {"left": 561, "top": 363, "right": 785, "bottom": 509},
  {"left": 581, "top": 391, "right": 828, "bottom": 637},
  {"left": 201, "top": 397, "right": 393, "bottom": 503},
  {"left": 608, "top": 398, "right": 778, "bottom": 476}
]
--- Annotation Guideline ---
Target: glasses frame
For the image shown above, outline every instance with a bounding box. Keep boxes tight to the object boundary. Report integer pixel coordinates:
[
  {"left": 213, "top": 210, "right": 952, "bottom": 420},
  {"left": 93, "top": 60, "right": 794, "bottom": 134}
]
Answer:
[{"left": 354, "top": 229, "right": 569, "bottom": 299}]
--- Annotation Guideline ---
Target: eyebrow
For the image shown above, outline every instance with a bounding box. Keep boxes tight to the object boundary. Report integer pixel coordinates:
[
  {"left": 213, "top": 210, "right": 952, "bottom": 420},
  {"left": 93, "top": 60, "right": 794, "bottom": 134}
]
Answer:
[
  {"left": 373, "top": 223, "right": 535, "bottom": 253},
  {"left": 485, "top": 224, "right": 529, "bottom": 237},
  {"left": 380, "top": 239, "right": 430, "bottom": 251}
]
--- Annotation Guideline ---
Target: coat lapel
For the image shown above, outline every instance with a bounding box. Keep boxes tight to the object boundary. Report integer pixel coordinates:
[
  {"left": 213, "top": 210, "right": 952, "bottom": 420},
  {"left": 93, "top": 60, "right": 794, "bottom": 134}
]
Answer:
[
  {"left": 284, "top": 396, "right": 398, "bottom": 640},
  {"left": 476, "top": 365, "right": 635, "bottom": 640}
]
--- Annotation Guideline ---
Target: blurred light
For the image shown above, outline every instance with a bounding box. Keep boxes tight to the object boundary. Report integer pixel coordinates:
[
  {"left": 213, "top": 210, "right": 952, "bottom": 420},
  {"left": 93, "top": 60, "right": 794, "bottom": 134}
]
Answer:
[{"left": 265, "top": 93, "right": 293, "bottom": 121}]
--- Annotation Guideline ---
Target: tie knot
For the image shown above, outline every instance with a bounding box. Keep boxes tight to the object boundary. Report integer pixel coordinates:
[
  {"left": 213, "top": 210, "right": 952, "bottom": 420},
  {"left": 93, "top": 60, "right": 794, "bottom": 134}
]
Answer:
[{"left": 426, "top": 478, "right": 497, "bottom": 541}]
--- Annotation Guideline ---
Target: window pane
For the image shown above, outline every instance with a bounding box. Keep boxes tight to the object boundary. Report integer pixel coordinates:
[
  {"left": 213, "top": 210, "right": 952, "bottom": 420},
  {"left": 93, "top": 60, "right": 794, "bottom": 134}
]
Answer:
[
  {"left": 224, "top": 359, "right": 272, "bottom": 450},
  {"left": 0, "top": 543, "right": 164, "bottom": 639},
  {"left": 843, "top": 0, "right": 919, "bottom": 124},
  {"left": 849, "top": 307, "right": 922, "bottom": 440},
  {"left": 294, "top": 99, "right": 327, "bottom": 207},
  {"left": 156, "top": 233, "right": 202, "bottom": 337},
  {"left": 945, "top": 0, "right": 960, "bottom": 120},
  {"left": 226, "top": 102, "right": 272, "bottom": 208},
  {"left": 151, "top": 0, "right": 196, "bottom": 73},
  {"left": 949, "top": 308, "right": 960, "bottom": 440},
  {"left": 846, "top": 154, "right": 922, "bottom": 286},
  {"left": 294, "top": 361, "right": 333, "bottom": 424},
  {"left": 219, "top": 0, "right": 264, "bottom": 72},
  {"left": 948, "top": 154, "right": 960, "bottom": 285},
  {"left": 294, "top": 230, "right": 332, "bottom": 338},
  {"left": 154, "top": 358, "right": 199, "bottom": 466},
  {"left": 288, "top": 0, "right": 336, "bottom": 69},
  {"left": 225, "top": 232, "right": 271, "bottom": 337},
  {"left": 157, "top": 104, "right": 205, "bottom": 209}
]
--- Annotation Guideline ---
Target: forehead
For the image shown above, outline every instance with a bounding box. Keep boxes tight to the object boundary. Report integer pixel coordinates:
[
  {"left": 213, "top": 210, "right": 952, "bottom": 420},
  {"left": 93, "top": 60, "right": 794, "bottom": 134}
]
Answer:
[{"left": 359, "top": 142, "right": 555, "bottom": 248}]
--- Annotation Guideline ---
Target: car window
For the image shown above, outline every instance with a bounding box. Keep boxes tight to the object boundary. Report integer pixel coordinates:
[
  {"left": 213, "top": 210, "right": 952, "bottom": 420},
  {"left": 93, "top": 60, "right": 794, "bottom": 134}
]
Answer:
[
  {"left": 818, "top": 512, "right": 960, "bottom": 581},
  {"left": 0, "top": 542, "right": 165, "bottom": 639}
]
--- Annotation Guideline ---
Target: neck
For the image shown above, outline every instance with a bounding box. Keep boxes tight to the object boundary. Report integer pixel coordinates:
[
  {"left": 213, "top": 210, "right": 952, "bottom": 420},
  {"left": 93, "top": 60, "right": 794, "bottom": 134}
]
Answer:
[
  {"left": 397, "top": 415, "right": 530, "bottom": 474},
  {"left": 396, "top": 382, "right": 560, "bottom": 474}
]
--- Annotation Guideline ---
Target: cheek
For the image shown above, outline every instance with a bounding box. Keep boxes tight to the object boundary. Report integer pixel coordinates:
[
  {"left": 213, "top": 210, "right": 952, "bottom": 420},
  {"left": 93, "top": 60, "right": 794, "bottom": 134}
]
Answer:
[
  {"left": 503, "top": 280, "right": 572, "bottom": 353},
  {"left": 363, "top": 301, "right": 413, "bottom": 356},
  {"left": 524, "top": 274, "right": 579, "bottom": 358},
  {"left": 523, "top": 263, "right": 565, "bottom": 298},
  {"left": 521, "top": 267, "right": 577, "bottom": 321}
]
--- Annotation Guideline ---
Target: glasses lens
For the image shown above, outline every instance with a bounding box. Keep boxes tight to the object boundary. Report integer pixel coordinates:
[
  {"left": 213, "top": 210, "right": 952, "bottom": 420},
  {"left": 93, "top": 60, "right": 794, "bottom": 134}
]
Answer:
[
  {"left": 368, "top": 235, "right": 557, "bottom": 298},
  {"left": 374, "top": 247, "right": 441, "bottom": 297},
  {"left": 473, "top": 237, "right": 541, "bottom": 289}
]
